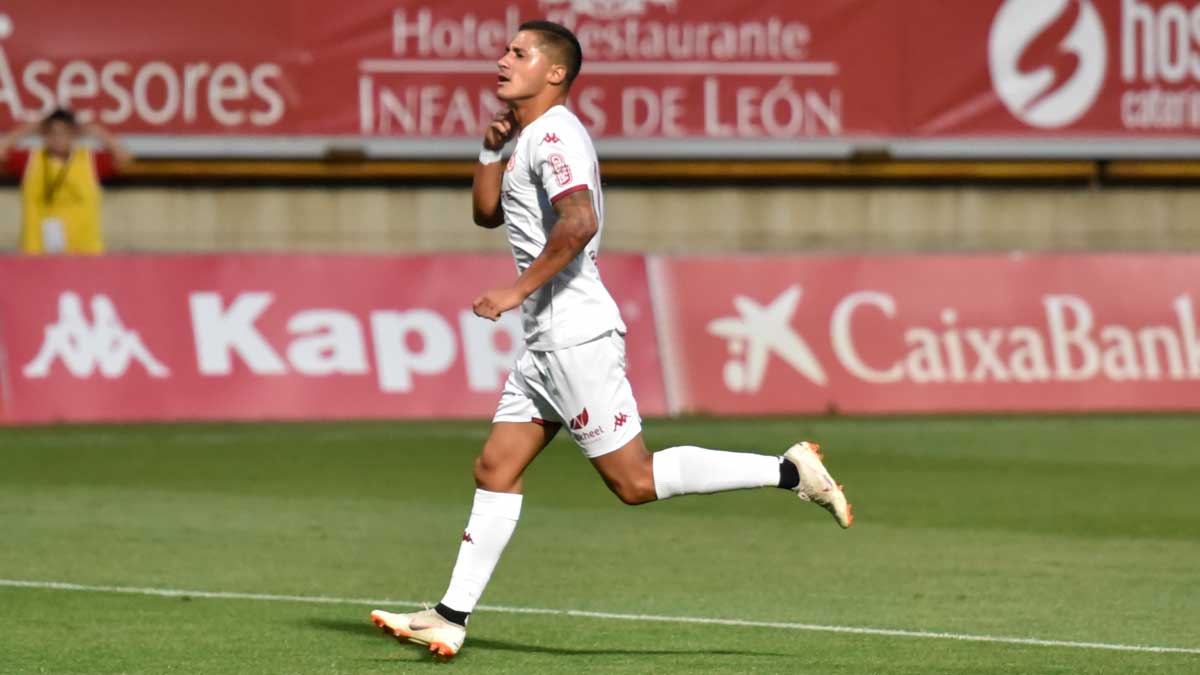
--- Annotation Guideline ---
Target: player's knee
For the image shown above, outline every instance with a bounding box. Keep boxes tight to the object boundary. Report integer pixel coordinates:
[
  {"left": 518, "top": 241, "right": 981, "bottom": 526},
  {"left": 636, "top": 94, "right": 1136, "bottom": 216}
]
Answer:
[
  {"left": 473, "top": 453, "right": 516, "bottom": 492},
  {"left": 610, "top": 471, "right": 656, "bottom": 505}
]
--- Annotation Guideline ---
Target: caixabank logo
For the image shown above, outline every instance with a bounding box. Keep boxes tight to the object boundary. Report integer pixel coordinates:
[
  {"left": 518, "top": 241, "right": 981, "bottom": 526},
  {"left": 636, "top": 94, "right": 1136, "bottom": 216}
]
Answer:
[{"left": 988, "top": 0, "right": 1107, "bottom": 129}]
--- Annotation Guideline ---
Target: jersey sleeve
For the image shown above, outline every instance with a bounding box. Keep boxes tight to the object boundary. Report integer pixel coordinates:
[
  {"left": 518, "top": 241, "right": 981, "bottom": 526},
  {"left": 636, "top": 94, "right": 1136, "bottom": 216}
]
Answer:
[{"left": 530, "top": 126, "right": 594, "bottom": 204}]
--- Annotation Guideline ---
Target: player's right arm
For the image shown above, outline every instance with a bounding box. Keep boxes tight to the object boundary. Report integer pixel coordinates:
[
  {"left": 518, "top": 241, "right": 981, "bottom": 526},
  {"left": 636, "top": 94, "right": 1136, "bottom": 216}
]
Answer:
[
  {"left": 0, "top": 120, "right": 37, "bottom": 169},
  {"left": 473, "top": 109, "right": 517, "bottom": 229}
]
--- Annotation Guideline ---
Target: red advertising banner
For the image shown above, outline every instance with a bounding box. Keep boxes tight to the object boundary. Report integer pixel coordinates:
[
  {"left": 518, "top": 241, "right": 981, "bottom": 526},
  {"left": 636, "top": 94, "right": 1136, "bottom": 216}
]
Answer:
[
  {"left": 1, "top": 1, "right": 1196, "bottom": 156},
  {"left": 0, "top": 1, "right": 897, "bottom": 144},
  {"left": 0, "top": 254, "right": 666, "bottom": 423},
  {"left": 906, "top": 0, "right": 1200, "bottom": 139},
  {"left": 651, "top": 254, "right": 1200, "bottom": 415}
]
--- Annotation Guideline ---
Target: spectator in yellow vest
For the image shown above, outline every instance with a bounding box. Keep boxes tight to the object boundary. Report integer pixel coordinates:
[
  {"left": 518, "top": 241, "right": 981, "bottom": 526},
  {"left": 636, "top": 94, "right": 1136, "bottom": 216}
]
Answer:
[{"left": 1, "top": 108, "right": 132, "bottom": 254}]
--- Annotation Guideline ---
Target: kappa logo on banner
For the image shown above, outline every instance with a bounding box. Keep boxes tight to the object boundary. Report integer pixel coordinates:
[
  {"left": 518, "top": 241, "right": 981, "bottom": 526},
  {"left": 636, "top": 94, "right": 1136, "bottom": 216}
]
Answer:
[
  {"left": 23, "top": 292, "right": 170, "bottom": 379},
  {"left": 706, "top": 286, "right": 827, "bottom": 392},
  {"left": 988, "top": 0, "right": 1107, "bottom": 129}
]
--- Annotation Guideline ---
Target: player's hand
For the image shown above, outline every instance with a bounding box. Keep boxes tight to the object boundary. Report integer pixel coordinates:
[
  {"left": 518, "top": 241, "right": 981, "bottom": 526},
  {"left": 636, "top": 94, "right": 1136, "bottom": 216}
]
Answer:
[
  {"left": 483, "top": 109, "right": 517, "bottom": 151},
  {"left": 473, "top": 286, "right": 525, "bottom": 321}
]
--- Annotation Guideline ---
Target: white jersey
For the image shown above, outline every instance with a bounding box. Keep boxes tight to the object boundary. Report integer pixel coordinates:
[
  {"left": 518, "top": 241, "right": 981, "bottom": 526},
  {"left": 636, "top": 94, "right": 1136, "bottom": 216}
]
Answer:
[{"left": 500, "top": 105, "right": 625, "bottom": 351}]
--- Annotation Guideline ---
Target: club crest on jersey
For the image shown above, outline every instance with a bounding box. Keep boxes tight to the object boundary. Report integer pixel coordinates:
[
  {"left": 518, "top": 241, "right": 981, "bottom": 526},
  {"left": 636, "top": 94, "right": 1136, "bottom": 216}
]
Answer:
[
  {"left": 568, "top": 407, "right": 589, "bottom": 430},
  {"left": 548, "top": 153, "right": 572, "bottom": 186},
  {"left": 541, "top": 132, "right": 562, "bottom": 144}
]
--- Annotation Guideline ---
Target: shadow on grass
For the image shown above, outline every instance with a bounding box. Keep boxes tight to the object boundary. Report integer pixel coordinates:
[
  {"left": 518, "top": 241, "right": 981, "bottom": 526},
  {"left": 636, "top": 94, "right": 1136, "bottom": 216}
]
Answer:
[{"left": 304, "top": 617, "right": 788, "bottom": 658}]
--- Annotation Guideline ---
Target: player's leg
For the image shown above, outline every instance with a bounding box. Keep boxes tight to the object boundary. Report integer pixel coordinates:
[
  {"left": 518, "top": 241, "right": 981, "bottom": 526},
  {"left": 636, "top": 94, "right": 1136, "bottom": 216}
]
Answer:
[
  {"left": 590, "top": 433, "right": 782, "bottom": 505},
  {"left": 371, "top": 421, "right": 557, "bottom": 656},
  {"left": 372, "top": 356, "right": 561, "bottom": 657},
  {"left": 437, "top": 419, "right": 559, "bottom": 621},
  {"left": 553, "top": 332, "right": 852, "bottom": 526},
  {"left": 590, "top": 433, "right": 851, "bottom": 527}
]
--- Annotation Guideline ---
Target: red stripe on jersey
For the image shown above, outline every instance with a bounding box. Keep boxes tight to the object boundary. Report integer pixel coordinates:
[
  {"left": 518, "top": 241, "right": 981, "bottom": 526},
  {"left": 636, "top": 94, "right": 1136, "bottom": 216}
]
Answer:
[{"left": 549, "top": 184, "right": 588, "bottom": 203}]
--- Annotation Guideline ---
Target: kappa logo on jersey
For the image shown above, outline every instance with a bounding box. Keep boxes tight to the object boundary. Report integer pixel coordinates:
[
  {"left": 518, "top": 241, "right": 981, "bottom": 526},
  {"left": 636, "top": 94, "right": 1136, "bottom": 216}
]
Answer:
[
  {"left": 506, "top": 151, "right": 517, "bottom": 172},
  {"left": 540, "top": 132, "right": 562, "bottom": 145},
  {"left": 988, "top": 0, "right": 1107, "bottom": 129},
  {"left": 707, "top": 286, "right": 827, "bottom": 392},
  {"left": 613, "top": 412, "right": 629, "bottom": 430},
  {"left": 23, "top": 292, "right": 170, "bottom": 379},
  {"left": 547, "top": 152, "right": 572, "bottom": 186},
  {"left": 462, "top": 531, "right": 474, "bottom": 544},
  {"left": 568, "top": 407, "right": 589, "bottom": 430}
]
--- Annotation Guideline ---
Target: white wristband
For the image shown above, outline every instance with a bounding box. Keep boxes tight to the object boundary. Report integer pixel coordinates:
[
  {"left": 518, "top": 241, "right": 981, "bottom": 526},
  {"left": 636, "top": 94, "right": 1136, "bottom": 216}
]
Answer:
[{"left": 479, "top": 147, "right": 503, "bottom": 165}]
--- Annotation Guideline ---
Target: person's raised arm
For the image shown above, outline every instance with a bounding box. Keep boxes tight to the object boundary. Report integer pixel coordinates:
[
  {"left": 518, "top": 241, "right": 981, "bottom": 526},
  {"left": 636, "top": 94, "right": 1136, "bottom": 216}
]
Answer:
[
  {"left": 0, "top": 120, "right": 38, "bottom": 167},
  {"left": 472, "top": 189, "right": 596, "bottom": 320},
  {"left": 83, "top": 121, "right": 132, "bottom": 171},
  {"left": 473, "top": 109, "right": 516, "bottom": 228}
]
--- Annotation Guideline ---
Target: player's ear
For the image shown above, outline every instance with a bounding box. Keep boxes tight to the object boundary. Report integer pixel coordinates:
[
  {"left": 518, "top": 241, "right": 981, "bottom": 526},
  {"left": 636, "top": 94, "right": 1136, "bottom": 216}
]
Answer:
[{"left": 547, "top": 63, "right": 567, "bottom": 87}]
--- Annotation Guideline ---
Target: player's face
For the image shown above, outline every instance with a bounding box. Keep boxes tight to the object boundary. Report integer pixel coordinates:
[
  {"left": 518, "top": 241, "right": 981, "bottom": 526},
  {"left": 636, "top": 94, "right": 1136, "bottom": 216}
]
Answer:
[
  {"left": 42, "top": 120, "right": 76, "bottom": 157},
  {"left": 496, "top": 31, "right": 560, "bottom": 102}
]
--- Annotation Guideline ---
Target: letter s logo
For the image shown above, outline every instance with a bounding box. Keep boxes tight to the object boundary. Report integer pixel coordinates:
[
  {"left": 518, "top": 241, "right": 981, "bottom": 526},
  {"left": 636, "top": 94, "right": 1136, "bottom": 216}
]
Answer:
[{"left": 988, "top": 0, "right": 1107, "bottom": 129}]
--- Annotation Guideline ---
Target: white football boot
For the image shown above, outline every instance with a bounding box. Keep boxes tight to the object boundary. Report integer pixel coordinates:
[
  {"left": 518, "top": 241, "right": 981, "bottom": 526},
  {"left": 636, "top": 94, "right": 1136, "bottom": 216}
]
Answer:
[
  {"left": 370, "top": 607, "right": 466, "bottom": 658},
  {"left": 783, "top": 441, "right": 853, "bottom": 528}
]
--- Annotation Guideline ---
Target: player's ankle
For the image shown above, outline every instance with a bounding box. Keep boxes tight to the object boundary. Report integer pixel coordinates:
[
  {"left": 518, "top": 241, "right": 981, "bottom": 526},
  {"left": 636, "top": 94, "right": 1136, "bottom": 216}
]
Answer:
[
  {"left": 434, "top": 603, "right": 470, "bottom": 627},
  {"left": 777, "top": 456, "right": 800, "bottom": 489}
]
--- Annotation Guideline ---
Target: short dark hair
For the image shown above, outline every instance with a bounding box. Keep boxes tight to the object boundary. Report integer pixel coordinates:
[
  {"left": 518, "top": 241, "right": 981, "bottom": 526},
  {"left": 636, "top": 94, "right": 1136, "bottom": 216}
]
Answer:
[
  {"left": 42, "top": 107, "right": 77, "bottom": 128},
  {"left": 519, "top": 20, "right": 582, "bottom": 85}
]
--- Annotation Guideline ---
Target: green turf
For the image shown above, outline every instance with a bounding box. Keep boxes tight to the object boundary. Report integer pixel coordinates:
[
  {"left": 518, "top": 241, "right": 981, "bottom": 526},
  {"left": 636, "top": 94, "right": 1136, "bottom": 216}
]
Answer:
[{"left": 1, "top": 416, "right": 1198, "bottom": 674}]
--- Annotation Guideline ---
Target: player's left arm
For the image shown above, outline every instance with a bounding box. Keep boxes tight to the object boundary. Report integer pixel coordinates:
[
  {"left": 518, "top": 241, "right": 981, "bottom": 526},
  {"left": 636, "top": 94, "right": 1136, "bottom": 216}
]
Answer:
[
  {"left": 472, "top": 189, "right": 597, "bottom": 321},
  {"left": 83, "top": 121, "right": 132, "bottom": 171}
]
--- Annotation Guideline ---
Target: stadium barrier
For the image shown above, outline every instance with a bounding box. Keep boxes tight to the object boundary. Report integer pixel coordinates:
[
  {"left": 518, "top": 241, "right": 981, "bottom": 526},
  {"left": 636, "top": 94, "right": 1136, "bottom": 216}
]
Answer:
[{"left": 3, "top": 253, "right": 1200, "bottom": 424}]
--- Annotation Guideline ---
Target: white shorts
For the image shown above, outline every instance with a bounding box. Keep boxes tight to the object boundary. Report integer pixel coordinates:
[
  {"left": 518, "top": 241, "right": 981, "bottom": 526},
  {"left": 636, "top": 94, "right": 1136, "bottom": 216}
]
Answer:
[{"left": 493, "top": 330, "right": 642, "bottom": 458}]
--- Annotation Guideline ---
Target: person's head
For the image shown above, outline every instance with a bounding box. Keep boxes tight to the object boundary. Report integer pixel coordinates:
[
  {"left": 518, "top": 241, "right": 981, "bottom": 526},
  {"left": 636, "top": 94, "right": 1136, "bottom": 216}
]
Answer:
[
  {"left": 496, "top": 20, "right": 582, "bottom": 103},
  {"left": 41, "top": 108, "right": 79, "bottom": 157}
]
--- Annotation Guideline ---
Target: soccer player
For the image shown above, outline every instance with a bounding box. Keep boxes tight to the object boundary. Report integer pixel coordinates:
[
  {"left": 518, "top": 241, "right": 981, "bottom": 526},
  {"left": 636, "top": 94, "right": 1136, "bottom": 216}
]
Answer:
[{"left": 371, "top": 20, "right": 852, "bottom": 659}]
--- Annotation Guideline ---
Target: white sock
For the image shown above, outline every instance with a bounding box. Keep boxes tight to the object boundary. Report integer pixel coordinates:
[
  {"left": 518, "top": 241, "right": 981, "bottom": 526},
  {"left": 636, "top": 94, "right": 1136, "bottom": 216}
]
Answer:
[
  {"left": 651, "top": 445, "right": 780, "bottom": 500},
  {"left": 439, "top": 489, "right": 522, "bottom": 614}
]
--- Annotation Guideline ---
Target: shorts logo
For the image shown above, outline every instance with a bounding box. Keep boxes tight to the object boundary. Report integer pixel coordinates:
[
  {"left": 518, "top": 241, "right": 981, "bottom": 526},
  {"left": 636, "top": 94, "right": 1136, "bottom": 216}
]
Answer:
[
  {"left": 462, "top": 531, "right": 474, "bottom": 544},
  {"left": 568, "top": 407, "right": 589, "bottom": 430},
  {"left": 613, "top": 412, "right": 629, "bottom": 430},
  {"left": 548, "top": 153, "right": 572, "bottom": 186},
  {"left": 541, "top": 132, "right": 561, "bottom": 144}
]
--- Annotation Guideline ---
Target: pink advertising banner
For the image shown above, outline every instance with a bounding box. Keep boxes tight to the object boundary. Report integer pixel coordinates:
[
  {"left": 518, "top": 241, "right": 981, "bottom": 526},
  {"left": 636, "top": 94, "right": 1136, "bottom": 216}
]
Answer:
[
  {"left": 651, "top": 254, "right": 1200, "bottom": 415},
  {"left": 4, "top": 253, "right": 1200, "bottom": 423},
  {"left": 0, "top": 254, "right": 666, "bottom": 423}
]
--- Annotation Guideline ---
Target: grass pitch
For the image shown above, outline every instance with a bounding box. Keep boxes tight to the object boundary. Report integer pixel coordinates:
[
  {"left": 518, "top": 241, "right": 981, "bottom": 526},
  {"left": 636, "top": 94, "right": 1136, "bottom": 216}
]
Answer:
[{"left": 2, "top": 415, "right": 1198, "bottom": 674}]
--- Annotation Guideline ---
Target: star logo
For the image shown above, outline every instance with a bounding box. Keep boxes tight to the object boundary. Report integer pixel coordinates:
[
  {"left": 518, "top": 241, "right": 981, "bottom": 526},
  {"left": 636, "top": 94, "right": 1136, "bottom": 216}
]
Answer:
[{"left": 707, "top": 286, "right": 827, "bottom": 392}]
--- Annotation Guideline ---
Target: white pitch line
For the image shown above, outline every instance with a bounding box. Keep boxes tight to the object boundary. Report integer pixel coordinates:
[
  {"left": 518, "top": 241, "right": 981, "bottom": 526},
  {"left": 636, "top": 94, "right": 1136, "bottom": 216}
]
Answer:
[{"left": 1, "top": 578, "right": 1197, "bottom": 656}]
